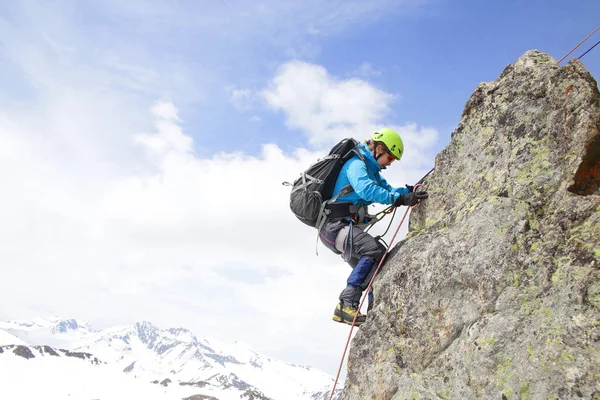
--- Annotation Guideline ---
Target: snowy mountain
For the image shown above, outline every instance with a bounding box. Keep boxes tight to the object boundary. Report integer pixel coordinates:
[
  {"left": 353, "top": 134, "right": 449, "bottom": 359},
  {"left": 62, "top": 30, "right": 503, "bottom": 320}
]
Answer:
[
  {"left": 0, "top": 316, "right": 95, "bottom": 349},
  {"left": 0, "top": 343, "right": 189, "bottom": 400},
  {"left": 0, "top": 317, "right": 341, "bottom": 400}
]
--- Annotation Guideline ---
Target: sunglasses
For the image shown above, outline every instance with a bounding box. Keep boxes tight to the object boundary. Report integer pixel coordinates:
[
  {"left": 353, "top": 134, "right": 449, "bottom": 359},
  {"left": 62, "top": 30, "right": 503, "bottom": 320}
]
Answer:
[{"left": 383, "top": 150, "right": 398, "bottom": 163}]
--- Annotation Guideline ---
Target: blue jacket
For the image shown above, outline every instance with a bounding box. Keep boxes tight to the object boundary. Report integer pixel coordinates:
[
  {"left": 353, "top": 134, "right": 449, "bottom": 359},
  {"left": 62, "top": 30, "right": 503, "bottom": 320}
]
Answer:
[{"left": 332, "top": 143, "right": 409, "bottom": 206}]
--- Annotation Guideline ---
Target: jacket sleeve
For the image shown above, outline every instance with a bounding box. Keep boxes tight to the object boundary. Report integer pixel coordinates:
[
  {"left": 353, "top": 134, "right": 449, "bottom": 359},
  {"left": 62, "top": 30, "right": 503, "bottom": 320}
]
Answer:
[
  {"left": 379, "top": 174, "right": 410, "bottom": 197},
  {"left": 346, "top": 160, "right": 398, "bottom": 205}
]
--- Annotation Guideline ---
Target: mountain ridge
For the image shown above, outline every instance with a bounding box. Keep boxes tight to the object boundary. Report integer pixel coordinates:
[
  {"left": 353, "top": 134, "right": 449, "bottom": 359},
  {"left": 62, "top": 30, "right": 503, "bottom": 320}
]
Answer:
[{"left": 0, "top": 316, "right": 340, "bottom": 400}]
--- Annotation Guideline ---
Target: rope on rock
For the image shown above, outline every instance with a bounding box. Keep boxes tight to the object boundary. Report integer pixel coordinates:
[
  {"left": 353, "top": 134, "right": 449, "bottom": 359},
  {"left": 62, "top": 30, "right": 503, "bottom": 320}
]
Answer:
[
  {"left": 559, "top": 25, "right": 600, "bottom": 64},
  {"left": 328, "top": 184, "right": 427, "bottom": 400}
]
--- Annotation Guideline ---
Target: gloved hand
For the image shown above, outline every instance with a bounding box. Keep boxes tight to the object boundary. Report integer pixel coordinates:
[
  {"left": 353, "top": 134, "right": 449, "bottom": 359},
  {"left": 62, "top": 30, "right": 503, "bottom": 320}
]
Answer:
[
  {"left": 405, "top": 184, "right": 414, "bottom": 193},
  {"left": 394, "top": 191, "right": 429, "bottom": 207}
]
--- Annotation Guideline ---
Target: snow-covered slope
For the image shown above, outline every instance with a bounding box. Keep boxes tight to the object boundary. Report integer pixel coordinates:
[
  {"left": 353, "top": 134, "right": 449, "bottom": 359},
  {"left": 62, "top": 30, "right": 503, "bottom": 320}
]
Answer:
[
  {"left": 0, "top": 328, "right": 28, "bottom": 346},
  {"left": 0, "top": 344, "right": 196, "bottom": 400},
  {"left": 0, "top": 317, "right": 341, "bottom": 400}
]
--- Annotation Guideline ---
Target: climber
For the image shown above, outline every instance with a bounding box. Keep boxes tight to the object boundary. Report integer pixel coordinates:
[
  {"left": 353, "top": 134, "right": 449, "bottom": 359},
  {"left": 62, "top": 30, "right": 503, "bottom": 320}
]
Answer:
[{"left": 319, "top": 128, "right": 429, "bottom": 326}]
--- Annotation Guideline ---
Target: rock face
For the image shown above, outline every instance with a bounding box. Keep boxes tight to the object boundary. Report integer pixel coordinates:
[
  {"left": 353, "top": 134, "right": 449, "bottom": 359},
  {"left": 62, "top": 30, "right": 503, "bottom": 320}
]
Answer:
[{"left": 342, "top": 51, "right": 600, "bottom": 399}]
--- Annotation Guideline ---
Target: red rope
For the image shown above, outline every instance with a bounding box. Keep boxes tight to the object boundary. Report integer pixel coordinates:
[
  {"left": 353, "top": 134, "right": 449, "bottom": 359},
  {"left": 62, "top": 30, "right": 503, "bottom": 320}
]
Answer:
[
  {"left": 328, "top": 184, "right": 426, "bottom": 400},
  {"left": 558, "top": 25, "right": 600, "bottom": 63}
]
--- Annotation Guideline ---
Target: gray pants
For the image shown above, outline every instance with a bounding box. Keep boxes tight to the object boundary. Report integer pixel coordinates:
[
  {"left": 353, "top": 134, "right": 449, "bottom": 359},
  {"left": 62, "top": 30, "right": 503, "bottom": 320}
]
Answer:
[{"left": 319, "top": 219, "right": 386, "bottom": 307}]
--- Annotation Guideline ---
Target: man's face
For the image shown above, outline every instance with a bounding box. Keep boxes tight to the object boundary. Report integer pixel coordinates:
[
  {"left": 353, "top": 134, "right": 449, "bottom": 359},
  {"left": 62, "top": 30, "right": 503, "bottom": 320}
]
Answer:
[{"left": 376, "top": 144, "right": 397, "bottom": 169}]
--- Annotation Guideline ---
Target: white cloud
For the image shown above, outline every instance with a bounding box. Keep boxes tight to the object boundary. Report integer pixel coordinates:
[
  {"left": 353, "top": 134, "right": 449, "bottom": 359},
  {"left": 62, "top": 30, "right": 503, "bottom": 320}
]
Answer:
[
  {"left": 261, "top": 60, "right": 439, "bottom": 163},
  {"left": 135, "top": 103, "right": 192, "bottom": 157},
  {"left": 151, "top": 101, "right": 181, "bottom": 121},
  {"left": 262, "top": 61, "right": 394, "bottom": 145}
]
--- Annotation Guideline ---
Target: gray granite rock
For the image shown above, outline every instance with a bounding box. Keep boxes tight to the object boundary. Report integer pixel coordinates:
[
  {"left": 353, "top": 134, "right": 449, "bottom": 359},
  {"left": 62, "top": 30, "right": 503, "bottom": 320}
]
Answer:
[{"left": 342, "top": 50, "right": 600, "bottom": 400}]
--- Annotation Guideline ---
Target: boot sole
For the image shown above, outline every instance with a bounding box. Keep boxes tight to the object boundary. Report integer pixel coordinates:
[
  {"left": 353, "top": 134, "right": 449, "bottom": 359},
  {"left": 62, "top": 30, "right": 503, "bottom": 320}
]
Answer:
[{"left": 332, "top": 315, "right": 364, "bottom": 326}]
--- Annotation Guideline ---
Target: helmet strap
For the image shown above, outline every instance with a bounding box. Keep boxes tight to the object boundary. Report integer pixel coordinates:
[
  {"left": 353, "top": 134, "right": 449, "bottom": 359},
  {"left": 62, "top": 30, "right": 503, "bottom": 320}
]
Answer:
[
  {"left": 372, "top": 142, "right": 384, "bottom": 160},
  {"left": 374, "top": 148, "right": 388, "bottom": 170}
]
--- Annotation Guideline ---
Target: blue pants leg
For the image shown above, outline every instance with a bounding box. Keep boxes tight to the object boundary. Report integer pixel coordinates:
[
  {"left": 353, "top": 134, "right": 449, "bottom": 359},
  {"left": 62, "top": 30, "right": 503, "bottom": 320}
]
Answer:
[
  {"left": 339, "top": 226, "right": 386, "bottom": 307},
  {"left": 347, "top": 256, "right": 375, "bottom": 287}
]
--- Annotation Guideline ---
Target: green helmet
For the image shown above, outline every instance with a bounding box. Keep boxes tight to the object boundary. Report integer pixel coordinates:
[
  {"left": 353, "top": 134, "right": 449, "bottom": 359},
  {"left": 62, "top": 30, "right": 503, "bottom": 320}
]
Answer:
[{"left": 371, "top": 128, "right": 404, "bottom": 160}]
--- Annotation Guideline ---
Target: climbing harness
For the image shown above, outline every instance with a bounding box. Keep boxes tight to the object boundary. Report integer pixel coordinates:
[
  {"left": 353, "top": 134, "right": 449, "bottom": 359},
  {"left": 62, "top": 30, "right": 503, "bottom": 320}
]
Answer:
[
  {"left": 328, "top": 184, "right": 428, "bottom": 400},
  {"left": 559, "top": 24, "right": 600, "bottom": 64}
]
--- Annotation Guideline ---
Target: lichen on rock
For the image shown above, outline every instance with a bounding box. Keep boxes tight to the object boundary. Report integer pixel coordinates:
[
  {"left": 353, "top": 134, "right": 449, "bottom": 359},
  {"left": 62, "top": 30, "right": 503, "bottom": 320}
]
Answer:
[{"left": 342, "top": 50, "right": 600, "bottom": 400}]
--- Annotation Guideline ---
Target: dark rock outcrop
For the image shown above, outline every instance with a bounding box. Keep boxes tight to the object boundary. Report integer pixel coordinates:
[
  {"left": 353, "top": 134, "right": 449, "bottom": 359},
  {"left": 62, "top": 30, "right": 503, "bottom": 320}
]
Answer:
[
  {"left": 13, "top": 345, "right": 35, "bottom": 359},
  {"left": 40, "top": 345, "right": 60, "bottom": 356},
  {"left": 182, "top": 395, "right": 219, "bottom": 400},
  {"left": 216, "top": 373, "right": 251, "bottom": 390},
  {"left": 160, "top": 378, "right": 171, "bottom": 387},
  {"left": 240, "top": 388, "right": 273, "bottom": 400},
  {"left": 58, "top": 349, "right": 101, "bottom": 364},
  {"left": 312, "top": 389, "right": 342, "bottom": 400},
  {"left": 342, "top": 51, "right": 600, "bottom": 399},
  {"left": 123, "top": 361, "right": 136, "bottom": 372},
  {"left": 0, "top": 344, "right": 102, "bottom": 365},
  {"left": 180, "top": 380, "right": 209, "bottom": 388}
]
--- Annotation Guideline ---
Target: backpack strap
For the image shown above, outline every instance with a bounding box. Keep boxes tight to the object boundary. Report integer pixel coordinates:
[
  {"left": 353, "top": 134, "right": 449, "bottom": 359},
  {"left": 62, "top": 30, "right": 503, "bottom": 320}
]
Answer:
[
  {"left": 351, "top": 146, "right": 369, "bottom": 174},
  {"left": 325, "top": 146, "right": 368, "bottom": 205}
]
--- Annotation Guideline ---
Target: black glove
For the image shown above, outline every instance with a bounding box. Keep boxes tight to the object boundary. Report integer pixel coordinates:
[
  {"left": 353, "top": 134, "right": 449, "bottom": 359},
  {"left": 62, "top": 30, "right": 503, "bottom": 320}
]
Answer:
[
  {"left": 394, "top": 191, "right": 429, "bottom": 207},
  {"left": 405, "top": 184, "right": 414, "bottom": 193}
]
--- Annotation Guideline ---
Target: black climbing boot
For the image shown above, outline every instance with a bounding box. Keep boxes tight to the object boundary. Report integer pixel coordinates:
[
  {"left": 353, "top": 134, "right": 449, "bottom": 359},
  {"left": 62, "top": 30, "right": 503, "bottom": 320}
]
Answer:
[{"left": 332, "top": 302, "right": 366, "bottom": 326}]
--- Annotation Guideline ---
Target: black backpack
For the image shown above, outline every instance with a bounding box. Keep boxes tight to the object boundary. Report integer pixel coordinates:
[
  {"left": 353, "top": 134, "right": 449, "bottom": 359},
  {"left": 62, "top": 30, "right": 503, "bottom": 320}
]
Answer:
[{"left": 288, "top": 138, "right": 364, "bottom": 229}]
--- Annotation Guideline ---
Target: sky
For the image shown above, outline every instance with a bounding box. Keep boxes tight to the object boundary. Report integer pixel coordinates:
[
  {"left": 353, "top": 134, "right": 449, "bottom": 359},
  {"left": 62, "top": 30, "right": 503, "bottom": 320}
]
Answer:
[{"left": 1, "top": 0, "right": 599, "bottom": 377}]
